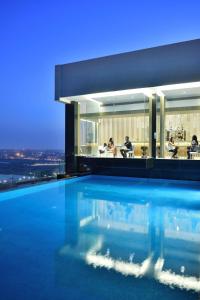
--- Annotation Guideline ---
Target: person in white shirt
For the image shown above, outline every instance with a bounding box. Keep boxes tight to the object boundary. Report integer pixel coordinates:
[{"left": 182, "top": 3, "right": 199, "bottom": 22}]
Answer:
[{"left": 168, "top": 137, "right": 178, "bottom": 158}]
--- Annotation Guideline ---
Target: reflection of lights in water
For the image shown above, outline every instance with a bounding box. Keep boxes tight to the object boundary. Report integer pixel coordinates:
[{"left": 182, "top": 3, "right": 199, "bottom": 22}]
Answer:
[
  {"left": 107, "top": 224, "right": 110, "bottom": 229},
  {"left": 176, "top": 226, "right": 180, "bottom": 231},
  {"left": 154, "top": 258, "right": 200, "bottom": 292},
  {"left": 86, "top": 251, "right": 200, "bottom": 292},
  {"left": 80, "top": 216, "right": 95, "bottom": 227},
  {"left": 88, "top": 238, "right": 103, "bottom": 254},
  {"left": 156, "top": 270, "right": 200, "bottom": 292},
  {"left": 105, "top": 248, "right": 110, "bottom": 257},
  {"left": 86, "top": 252, "right": 152, "bottom": 278},
  {"left": 181, "top": 266, "right": 185, "bottom": 273},
  {"left": 154, "top": 258, "right": 164, "bottom": 273},
  {"left": 129, "top": 253, "right": 135, "bottom": 263}
]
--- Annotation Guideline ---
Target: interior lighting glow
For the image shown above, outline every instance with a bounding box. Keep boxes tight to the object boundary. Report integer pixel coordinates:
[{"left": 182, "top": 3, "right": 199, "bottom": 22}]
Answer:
[
  {"left": 80, "top": 119, "right": 96, "bottom": 123},
  {"left": 84, "top": 96, "right": 102, "bottom": 105},
  {"left": 155, "top": 90, "right": 165, "bottom": 97},
  {"left": 86, "top": 88, "right": 153, "bottom": 99}
]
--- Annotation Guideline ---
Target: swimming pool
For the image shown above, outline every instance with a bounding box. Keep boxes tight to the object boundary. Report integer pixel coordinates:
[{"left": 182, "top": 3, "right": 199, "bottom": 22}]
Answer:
[{"left": 0, "top": 175, "right": 199, "bottom": 300}]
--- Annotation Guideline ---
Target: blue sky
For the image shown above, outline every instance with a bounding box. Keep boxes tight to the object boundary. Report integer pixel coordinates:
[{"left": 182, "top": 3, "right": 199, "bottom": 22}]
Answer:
[{"left": 0, "top": 0, "right": 199, "bottom": 149}]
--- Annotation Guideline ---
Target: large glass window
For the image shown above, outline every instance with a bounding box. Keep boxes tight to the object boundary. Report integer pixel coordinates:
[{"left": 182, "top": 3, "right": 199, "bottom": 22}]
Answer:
[
  {"left": 70, "top": 90, "right": 150, "bottom": 158},
  {"left": 60, "top": 81, "right": 200, "bottom": 160},
  {"left": 159, "top": 83, "right": 200, "bottom": 159}
]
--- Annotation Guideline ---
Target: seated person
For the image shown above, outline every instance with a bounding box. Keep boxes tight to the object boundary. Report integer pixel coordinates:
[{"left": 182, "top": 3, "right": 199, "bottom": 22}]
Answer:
[
  {"left": 99, "top": 143, "right": 107, "bottom": 154},
  {"left": 120, "top": 136, "right": 133, "bottom": 158},
  {"left": 107, "top": 137, "right": 117, "bottom": 157},
  {"left": 168, "top": 137, "right": 178, "bottom": 158},
  {"left": 187, "top": 135, "right": 199, "bottom": 159}
]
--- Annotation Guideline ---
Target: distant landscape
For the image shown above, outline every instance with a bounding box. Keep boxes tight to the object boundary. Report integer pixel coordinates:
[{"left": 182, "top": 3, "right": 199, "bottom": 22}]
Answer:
[{"left": 0, "top": 149, "right": 65, "bottom": 184}]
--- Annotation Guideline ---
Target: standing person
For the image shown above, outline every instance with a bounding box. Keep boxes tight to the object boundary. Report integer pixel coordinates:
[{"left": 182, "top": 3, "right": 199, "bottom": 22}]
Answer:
[
  {"left": 120, "top": 136, "right": 133, "bottom": 158},
  {"left": 187, "top": 135, "right": 198, "bottom": 159},
  {"left": 107, "top": 137, "right": 117, "bottom": 157},
  {"left": 168, "top": 137, "right": 178, "bottom": 158}
]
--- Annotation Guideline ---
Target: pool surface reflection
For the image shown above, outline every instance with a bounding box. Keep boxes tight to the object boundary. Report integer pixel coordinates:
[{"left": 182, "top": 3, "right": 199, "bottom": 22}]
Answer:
[{"left": 0, "top": 175, "right": 199, "bottom": 299}]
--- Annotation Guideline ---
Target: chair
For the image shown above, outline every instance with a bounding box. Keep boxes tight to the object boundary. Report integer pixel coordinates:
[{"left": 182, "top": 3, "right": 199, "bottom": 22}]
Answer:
[
  {"left": 128, "top": 144, "right": 135, "bottom": 158},
  {"left": 188, "top": 145, "right": 200, "bottom": 159},
  {"left": 165, "top": 145, "right": 174, "bottom": 159},
  {"left": 189, "top": 145, "right": 200, "bottom": 159},
  {"left": 98, "top": 147, "right": 115, "bottom": 158},
  {"left": 141, "top": 146, "right": 148, "bottom": 158}
]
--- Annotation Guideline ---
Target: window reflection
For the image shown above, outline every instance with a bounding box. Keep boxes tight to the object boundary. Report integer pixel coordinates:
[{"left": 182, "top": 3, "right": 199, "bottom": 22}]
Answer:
[{"left": 56, "top": 182, "right": 200, "bottom": 293}]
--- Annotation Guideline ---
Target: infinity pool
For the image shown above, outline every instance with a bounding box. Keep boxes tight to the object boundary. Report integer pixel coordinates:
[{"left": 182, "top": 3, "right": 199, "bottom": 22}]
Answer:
[{"left": 0, "top": 175, "right": 200, "bottom": 300}]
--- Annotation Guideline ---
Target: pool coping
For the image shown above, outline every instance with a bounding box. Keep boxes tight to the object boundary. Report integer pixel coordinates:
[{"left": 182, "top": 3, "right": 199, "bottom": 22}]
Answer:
[
  {"left": 1, "top": 173, "right": 200, "bottom": 202},
  {"left": 0, "top": 175, "right": 93, "bottom": 202}
]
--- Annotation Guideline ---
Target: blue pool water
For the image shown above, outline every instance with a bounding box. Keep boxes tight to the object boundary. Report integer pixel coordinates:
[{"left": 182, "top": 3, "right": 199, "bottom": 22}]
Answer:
[{"left": 0, "top": 175, "right": 200, "bottom": 300}]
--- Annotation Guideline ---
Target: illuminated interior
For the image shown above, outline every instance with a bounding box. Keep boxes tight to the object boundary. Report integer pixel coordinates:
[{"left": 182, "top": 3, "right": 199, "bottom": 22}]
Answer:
[{"left": 59, "top": 81, "right": 200, "bottom": 159}]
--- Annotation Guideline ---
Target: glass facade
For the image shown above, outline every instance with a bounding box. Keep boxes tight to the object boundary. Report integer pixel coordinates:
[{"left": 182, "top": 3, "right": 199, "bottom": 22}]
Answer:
[
  {"left": 63, "top": 81, "right": 200, "bottom": 160},
  {"left": 161, "top": 82, "right": 200, "bottom": 159}
]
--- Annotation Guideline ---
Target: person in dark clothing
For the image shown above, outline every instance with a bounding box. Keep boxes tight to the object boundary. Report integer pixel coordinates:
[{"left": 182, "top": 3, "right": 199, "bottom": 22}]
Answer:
[
  {"left": 187, "top": 135, "right": 199, "bottom": 159},
  {"left": 120, "top": 136, "right": 133, "bottom": 158}
]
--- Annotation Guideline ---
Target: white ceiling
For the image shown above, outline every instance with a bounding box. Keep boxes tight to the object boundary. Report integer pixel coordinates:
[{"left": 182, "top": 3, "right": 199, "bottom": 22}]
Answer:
[
  {"left": 60, "top": 82, "right": 200, "bottom": 106},
  {"left": 163, "top": 87, "right": 200, "bottom": 99},
  {"left": 93, "top": 93, "right": 146, "bottom": 105}
]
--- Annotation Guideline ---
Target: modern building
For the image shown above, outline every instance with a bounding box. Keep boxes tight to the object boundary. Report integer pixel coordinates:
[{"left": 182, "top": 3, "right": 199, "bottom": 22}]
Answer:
[{"left": 55, "top": 39, "right": 200, "bottom": 180}]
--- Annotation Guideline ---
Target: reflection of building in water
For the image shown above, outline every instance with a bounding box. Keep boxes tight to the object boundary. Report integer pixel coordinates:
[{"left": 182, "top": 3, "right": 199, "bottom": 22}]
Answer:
[
  {"left": 96, "top": 201, "right": 149, "bottom": 234},
  {"left": 56, "top": 183, "right": 200, "bottom": 294}
]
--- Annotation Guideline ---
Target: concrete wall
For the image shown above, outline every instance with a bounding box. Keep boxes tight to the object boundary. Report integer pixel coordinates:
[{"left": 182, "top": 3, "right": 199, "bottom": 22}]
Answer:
[{"left": 55, "top": 39, "right": 200, "bottom": 99}]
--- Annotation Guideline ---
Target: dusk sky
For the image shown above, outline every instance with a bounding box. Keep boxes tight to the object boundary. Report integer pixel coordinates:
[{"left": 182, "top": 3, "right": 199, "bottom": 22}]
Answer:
[{"left": 0, "top": 0, "right": 200, "bottom": 150}]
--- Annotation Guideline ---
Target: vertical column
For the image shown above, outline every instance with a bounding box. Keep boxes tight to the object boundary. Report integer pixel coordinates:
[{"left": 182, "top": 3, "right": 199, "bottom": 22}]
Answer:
[
  {"left": 74, "top": 101, "right": 80, "bottom": 156},
  {"left": 148, "top": 205, "right": 164, "bottom": 270},
  {"left": 149, "top": 95, "right": 157, "bottom": 158},
  {"left": 160, "top": 96, "right": 166, "bottom": 158},
  {"left": 65, "top": 101, "right": 80, "bottom": 174}
]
